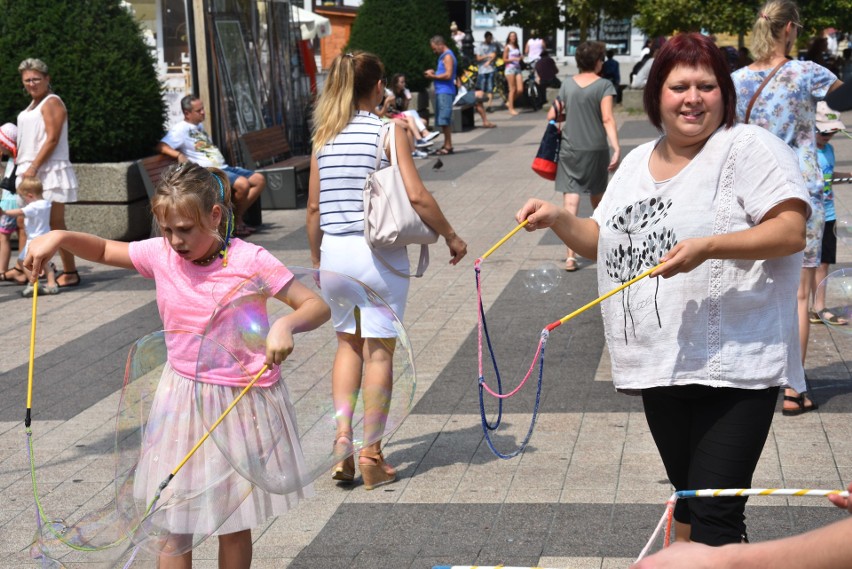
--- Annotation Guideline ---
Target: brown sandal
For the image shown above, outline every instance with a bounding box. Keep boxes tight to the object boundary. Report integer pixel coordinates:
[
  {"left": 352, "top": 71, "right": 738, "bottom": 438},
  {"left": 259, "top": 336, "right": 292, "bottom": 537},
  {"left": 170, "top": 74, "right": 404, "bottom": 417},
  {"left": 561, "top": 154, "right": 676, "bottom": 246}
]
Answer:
[
  {"left": 2, "top": 266, "right": 27, "bottom": 285},
  {"left": 359, "top": 448, "right": 396, "bottom": 490},
  {"left": 782, "top": 393, "right": 818, "bottom": 416}
]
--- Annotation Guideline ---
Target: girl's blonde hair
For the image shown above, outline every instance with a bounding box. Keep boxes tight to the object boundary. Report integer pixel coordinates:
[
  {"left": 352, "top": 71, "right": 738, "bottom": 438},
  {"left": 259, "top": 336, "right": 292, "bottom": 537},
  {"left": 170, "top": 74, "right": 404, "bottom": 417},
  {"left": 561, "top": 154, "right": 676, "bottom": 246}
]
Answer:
[
  {"left": 152, "top": 162, "right": 232, "bottom": 244},
  {"left": 312, "top": 51, "right": 385, "bottom": 151},
  {"left": 751, "top": 0, "right": 801, "bottom": 61}
]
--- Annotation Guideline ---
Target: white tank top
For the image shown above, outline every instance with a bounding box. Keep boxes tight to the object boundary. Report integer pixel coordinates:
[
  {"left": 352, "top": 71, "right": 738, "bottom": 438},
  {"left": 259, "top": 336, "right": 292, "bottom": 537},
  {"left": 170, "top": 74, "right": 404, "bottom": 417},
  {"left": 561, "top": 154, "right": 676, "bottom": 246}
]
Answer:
[
  {"left": 17, "top": 94, "right": 72, "bottom": 166},
  {"left": 527, "top": 38, "right": 544, "bottom": 60}
]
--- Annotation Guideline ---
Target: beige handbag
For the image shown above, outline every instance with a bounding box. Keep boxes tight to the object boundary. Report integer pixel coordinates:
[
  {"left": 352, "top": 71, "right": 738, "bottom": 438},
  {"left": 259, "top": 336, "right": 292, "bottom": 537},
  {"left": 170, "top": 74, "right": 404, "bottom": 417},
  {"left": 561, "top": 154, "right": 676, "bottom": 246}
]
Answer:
[{"left": 363, "top": 123, "right": 438, "bottom": 277}]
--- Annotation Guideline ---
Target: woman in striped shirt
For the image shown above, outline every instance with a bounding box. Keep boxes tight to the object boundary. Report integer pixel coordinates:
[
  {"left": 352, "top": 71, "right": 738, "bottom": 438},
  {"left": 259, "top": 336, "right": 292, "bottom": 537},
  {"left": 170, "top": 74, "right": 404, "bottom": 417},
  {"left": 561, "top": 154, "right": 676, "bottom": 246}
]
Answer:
[{"left": 307, "top": 51, "right": 467, "bottom": 490}]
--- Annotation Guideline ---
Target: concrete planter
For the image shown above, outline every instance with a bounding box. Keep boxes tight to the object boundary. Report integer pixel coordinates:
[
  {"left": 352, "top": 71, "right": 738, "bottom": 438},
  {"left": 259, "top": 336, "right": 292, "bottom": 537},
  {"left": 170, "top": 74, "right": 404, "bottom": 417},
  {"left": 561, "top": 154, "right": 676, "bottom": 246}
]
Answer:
[{"left": 67, "top": 161, "right": 152, "bottom": 241}]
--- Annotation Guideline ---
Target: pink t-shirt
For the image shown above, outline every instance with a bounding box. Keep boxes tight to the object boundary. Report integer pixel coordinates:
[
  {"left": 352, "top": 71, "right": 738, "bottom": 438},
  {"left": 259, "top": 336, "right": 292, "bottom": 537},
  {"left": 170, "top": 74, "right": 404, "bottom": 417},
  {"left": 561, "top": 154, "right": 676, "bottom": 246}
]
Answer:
[{"left": 129, "top": 237, "right": 294, "bottom": 386}]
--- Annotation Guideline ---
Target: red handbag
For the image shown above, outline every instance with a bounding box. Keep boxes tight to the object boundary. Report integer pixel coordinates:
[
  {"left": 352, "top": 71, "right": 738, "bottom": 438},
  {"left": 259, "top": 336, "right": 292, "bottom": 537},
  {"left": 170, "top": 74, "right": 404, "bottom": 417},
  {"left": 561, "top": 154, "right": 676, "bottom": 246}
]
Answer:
[{"left": 531, "top": 100, "right": 563, "bottom": 180}]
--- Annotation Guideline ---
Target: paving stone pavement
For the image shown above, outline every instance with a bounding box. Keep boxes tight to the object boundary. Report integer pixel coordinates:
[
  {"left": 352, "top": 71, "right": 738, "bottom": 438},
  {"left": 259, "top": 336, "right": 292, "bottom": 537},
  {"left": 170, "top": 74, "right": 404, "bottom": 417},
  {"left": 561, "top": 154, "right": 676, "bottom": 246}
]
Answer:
[{"left": 1, "top": 106, "right": 850, "bottom": 568}]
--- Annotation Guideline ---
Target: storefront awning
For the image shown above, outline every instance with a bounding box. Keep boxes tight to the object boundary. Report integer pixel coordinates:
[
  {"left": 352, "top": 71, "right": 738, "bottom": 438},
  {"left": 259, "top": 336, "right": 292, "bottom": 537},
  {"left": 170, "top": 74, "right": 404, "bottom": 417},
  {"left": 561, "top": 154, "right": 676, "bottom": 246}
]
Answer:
[{"left": 291, "top": 5, "right": 331, "bottom": 41}]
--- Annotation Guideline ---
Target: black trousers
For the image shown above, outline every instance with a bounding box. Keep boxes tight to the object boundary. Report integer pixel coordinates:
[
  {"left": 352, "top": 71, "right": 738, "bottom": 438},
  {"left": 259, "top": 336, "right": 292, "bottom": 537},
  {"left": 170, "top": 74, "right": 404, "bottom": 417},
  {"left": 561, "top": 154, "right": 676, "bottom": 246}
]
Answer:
[{"left": 642, "top": 384, "right": 779, "bottom": 545}]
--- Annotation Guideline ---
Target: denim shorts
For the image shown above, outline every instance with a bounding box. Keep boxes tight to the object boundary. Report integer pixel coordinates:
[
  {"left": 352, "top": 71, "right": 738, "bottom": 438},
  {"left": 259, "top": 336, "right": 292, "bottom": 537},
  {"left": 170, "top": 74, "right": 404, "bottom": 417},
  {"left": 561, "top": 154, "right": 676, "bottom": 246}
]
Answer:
[
  {"left": 222, "top": 165, "right": 256, "bottom": 186},
  {"left": 477, "top": 72, "right": 495, "bottom": 93},
  {"left": 435, "top": 93, "right": 454, "bottom": 127},
  {"left": 0, "top": 214, "right": 16, "bottom": 235}
]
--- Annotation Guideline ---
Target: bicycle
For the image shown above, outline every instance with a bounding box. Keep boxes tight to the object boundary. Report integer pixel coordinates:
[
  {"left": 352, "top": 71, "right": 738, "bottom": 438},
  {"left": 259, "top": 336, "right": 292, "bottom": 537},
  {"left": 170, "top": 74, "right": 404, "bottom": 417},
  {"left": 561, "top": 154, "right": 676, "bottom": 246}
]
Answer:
[{"left": 523, "top": 58, "right": 542, "bottom": 111}]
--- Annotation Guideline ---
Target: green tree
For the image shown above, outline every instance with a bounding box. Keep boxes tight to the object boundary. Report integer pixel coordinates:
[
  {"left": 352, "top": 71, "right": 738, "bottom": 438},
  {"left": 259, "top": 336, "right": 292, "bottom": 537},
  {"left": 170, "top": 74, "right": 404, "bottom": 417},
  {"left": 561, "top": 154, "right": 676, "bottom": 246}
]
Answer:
[
  {"left": 635, "top": 0, "right": 852, "bottom": 44},
  {"left": 0, "top": 0, "right": 166, "bottom": 163},
  {"left": 474, "top": 0, "right": 635, "bottom": 42},
  {"left": 347, "top": 0, "right": 454, "bottom": 93}
]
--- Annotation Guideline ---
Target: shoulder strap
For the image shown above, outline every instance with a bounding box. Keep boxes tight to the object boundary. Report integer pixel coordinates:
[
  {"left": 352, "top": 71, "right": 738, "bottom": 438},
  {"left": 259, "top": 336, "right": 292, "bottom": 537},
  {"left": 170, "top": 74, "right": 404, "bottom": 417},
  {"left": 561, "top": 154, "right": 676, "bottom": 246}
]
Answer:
[
  {"left": 373, "top": 122, "right": 397, "bottom": 170},
  {"left": 744, "top": 60, "right": 787, "bottom": 124}
]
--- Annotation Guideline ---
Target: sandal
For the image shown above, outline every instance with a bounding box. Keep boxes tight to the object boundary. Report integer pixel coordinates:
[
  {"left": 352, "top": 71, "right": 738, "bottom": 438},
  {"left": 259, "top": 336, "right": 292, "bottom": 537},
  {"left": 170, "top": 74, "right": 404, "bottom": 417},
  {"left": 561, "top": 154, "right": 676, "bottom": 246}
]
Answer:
[
  {"left": 808, "top": 310, "right": 821, "bottom": 324},
  {"left": 359, "top": 447, "right": 396, "bottom": 490},
  {"left": 782, "top": 392, "right": 818, "bottom": 416},
  {"left": 2, "top": 266, "right": 27, "bottom": 285},
  {"left": 817, "top": 309, "right": 848, "bottom": 326},
  {"left": 434, "top": 147, "right": 454, "bottom": 156},
  {"left": 56, "top": 270, "right": 81, "bottom": 288},
  {"left": 481, "top": 123, "right": 497, "bottom": 128},
  {"left": 565, "top": 257, "right": 578, "bottom": 272},
  {"left": 331, "top": 433, "right": 355, "bottom": 483}
]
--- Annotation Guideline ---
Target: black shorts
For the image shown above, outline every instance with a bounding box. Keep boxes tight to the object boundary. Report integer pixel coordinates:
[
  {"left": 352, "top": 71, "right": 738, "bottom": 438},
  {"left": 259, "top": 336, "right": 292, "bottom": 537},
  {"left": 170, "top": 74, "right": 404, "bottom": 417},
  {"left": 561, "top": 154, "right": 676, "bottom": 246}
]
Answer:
[{"left": 821, "top": 220, "right": 837, "bottom": 264}]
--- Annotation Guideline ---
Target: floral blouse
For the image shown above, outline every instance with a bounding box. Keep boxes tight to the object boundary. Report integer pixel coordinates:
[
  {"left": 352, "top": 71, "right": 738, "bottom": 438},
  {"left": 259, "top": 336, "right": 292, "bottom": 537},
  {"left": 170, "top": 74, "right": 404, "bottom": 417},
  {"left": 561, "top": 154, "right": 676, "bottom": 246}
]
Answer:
[{"left": 732, "top": 60, "right": 837, "bottom": 203}]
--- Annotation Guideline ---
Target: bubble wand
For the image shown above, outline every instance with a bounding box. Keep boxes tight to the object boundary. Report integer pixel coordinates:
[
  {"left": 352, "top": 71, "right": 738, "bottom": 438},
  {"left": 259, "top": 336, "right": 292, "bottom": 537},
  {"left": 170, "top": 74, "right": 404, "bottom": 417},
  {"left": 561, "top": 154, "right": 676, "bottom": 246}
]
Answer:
[
  {"left": 24, "top": 286, "right": 269, "bottom": 562},
  {"left": 636, "top": 487, "right": 851, "bottom": 562},
  {"left": 475, "top": 222, "right": 662, "bottom": 458}
]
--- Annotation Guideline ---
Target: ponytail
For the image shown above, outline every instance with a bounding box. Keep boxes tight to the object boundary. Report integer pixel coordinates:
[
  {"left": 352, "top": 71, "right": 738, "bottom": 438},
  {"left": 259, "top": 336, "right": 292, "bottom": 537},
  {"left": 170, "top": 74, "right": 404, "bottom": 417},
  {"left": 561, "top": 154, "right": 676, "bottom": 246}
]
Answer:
[
  {"left": 750, "top": 0, "right": 800, "bottom": 61},
  {"left": 312, "top": 51, "right": 385, "bottom": 151}
]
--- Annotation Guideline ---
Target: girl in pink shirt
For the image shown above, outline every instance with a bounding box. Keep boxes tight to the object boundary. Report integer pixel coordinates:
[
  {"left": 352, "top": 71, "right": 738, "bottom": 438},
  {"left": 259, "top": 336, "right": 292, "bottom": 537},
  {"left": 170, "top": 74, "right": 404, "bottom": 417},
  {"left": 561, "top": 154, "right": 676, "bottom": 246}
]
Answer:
[{"left": 25, "top": 162, "right": 330, "bottom": 569}]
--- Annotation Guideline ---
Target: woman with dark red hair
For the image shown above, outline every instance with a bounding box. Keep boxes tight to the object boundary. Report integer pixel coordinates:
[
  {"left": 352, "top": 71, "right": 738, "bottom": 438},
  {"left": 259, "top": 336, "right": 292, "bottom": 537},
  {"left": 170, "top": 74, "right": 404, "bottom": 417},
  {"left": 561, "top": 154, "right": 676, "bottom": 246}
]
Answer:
[{"left": 515, "top": 32, "right": 810, "bottom": 546}]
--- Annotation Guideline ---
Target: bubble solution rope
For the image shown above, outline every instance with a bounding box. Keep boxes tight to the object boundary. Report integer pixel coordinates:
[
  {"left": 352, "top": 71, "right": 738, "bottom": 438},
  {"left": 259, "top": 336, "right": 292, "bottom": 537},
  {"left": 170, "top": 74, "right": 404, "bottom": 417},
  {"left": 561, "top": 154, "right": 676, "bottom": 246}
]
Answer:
[
  {"left": 635, "top": 487, "right": 851, "bottom": 562},
  {"left": 474, "top": 221, "right": 661, "bottom": 460}
]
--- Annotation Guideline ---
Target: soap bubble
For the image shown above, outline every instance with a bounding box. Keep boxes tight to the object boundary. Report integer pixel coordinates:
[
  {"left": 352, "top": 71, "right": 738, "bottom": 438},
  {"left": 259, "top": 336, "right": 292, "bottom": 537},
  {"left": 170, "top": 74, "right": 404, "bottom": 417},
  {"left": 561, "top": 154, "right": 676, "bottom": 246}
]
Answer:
[
  {"left": 835, "top": 216, "right": 852, "bottom": 245},
  {"left": 523, "top": 262, "right": 563, "bottom": 294},
  {"left": 196, "top": 267, "right": 416, "bottom": 495},
  {"left": 816, "top": 268, "right": 852, "bottom": 332}
]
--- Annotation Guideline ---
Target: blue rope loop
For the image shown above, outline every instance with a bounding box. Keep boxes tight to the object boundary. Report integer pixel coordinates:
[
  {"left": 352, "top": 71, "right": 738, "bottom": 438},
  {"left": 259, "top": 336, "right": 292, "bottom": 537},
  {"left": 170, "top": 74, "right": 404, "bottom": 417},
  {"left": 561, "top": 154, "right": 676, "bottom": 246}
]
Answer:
[
  {"left": 476, "top": 265, "right": 503, "bottom": 430},
  {"left": 478, "top": 334, "right": 547, "bottom": 459}
]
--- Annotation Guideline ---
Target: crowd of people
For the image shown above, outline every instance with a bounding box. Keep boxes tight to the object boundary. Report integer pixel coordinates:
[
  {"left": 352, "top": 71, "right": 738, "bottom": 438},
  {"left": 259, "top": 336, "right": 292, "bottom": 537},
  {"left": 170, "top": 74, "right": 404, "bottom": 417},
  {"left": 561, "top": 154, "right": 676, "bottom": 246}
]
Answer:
[{"left": 4, "top": 2, "right": 852, "bottom": 567}]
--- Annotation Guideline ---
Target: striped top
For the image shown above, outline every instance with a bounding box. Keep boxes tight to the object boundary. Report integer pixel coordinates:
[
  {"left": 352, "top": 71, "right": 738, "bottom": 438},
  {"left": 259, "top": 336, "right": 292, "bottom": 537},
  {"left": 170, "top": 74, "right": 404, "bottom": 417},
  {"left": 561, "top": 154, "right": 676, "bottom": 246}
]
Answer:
[{"left": 317, "top": 111, "right": 388, "bottom": 235}]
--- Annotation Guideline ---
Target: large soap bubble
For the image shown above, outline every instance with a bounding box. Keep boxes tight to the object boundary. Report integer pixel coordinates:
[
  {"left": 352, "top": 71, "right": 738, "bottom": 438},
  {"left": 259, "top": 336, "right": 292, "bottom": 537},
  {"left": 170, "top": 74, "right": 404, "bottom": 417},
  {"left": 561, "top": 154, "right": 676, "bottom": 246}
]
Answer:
[
  {"left": 113, "top": 330, "right": 259, "bottom": 559},
  {"left": 196, "top": 267, "right": 416, "bottom": 495},
  {"left": 27, "top": 331, "right": 247, "bottom": 566},
  {"left": 816, "top": 268, "right": 852, "bottom": 332}
]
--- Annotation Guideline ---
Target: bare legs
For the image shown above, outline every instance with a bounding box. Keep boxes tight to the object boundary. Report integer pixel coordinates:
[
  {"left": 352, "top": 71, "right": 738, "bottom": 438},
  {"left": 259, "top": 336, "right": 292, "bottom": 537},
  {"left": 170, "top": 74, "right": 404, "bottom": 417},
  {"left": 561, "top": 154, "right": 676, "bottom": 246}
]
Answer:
[
  {"left": 332, "top": 332, "right": 396, "bottom": 482},
  {"left": 674, "top": 521, "right": 691, "bottom": 543},
  {"left": 784, "top": 267, "right": 817, "bottom": 412},
  {"left": 231, "top": 174, "right": 266, "bottom": 229},
  {"left": 506, "top": 73, "right": 523, "bottom": 115},
  {"left": 50, "top": 202, "right": 78, "bottom": 285},
  {"left": 158, "top": 530, "right": 252, "bottom": 569},
  {"left": 562, "top": 192, "right": 603, "bottom": 270}
]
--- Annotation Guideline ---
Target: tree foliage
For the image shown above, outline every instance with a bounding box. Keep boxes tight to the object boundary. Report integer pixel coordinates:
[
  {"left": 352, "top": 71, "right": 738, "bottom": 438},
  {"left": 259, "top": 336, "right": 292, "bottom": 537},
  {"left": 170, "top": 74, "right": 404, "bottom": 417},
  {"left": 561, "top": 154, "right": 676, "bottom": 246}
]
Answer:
[
  {"left": 473, "top": 0, "right": 635, "bottom": 42},
  {"left": 347, "top": 0, "right": 455, "bottom": 93},
  {"left": 0, "top": 0, "right": 166, "bottom": 163},
  {"left": 635, "top": 0, "right": 852, "bottom": 42}
]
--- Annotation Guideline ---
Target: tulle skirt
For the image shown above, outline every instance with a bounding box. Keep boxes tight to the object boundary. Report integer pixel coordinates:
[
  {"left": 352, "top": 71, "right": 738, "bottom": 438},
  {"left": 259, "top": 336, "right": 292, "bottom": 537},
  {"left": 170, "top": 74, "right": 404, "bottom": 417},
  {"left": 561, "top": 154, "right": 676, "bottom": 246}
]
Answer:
[{"left": 133, "top": 365, "right": 313, "bottom": 536}]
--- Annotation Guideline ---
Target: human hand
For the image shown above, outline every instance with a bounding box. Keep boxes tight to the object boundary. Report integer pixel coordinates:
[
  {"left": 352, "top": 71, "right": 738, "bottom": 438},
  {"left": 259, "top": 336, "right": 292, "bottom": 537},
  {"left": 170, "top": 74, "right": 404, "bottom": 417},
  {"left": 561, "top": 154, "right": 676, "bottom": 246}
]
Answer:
[
  {"left": 631, "top": 542, "right": 722, "bottom": 569},
  {"left": 24, "top": 231, "right": 63, "bottom": 282},
  {"left": 425, "top": 69, "right": 435, "bottom": 79},
  {"left": 265, "top": 318, "right": 295, "bottom": 367},
  {"left": 446, "top": 233, "right": 468, "bottom": 265},
  {"left": 828, "top": 481, "right": 852, "bottom": 513},
  {"left": 608, "top": 148, "right": 621, "bottom": 172},
  {"left": 515, "top": 199, "right": 561, "bottom": 231},
  {"left": 652, "top": 237, "right": 710, "bottom": 279},
  {"left": 23, "top": 167, "right": 38, "bottom": 179}
]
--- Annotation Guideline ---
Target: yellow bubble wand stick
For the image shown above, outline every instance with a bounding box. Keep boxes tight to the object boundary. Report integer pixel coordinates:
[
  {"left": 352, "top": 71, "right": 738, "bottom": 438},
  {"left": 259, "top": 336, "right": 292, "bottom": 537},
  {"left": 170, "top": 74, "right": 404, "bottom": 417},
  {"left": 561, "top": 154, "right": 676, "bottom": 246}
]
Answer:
[{"left": 24, "top": 284, "right": 269, "bottom": 557}]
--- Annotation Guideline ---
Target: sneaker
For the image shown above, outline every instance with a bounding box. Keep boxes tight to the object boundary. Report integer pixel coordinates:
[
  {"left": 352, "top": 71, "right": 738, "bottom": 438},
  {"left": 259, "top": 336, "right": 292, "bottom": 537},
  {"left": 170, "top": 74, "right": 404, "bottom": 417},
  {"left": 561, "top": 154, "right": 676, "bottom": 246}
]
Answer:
[
  {"left": 415, "top": 138, "right": 434, "bottom": 148},
  {"left": 21, "top": 282, "right": 39, "bottom": 298},
  {"left": 411, "top": 150, "right": 429, "bottom": 159},
  {"left": 422, "top": 131, "right": 440, "bottom": 143}
]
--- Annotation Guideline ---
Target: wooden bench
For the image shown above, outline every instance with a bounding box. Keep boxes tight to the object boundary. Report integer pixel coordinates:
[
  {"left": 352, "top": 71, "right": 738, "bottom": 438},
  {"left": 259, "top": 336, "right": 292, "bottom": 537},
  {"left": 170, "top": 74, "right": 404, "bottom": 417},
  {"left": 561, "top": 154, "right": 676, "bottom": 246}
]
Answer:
[
  {"left": 134, "top": 153, "right": 263, "bottom": 226},
  {"left": 135, "top": 154, "right": 177, "bottom": 201},
  {"left": 239, "top": 125, "right": 311, "bottom": 210}
]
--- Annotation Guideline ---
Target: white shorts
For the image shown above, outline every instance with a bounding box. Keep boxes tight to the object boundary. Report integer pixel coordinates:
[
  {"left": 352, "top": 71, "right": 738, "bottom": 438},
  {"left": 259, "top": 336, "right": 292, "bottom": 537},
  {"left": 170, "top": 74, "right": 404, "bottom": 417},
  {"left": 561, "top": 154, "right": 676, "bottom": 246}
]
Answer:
[{"left": 320, "top": 233, "right": 409, "bottom": 337}]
